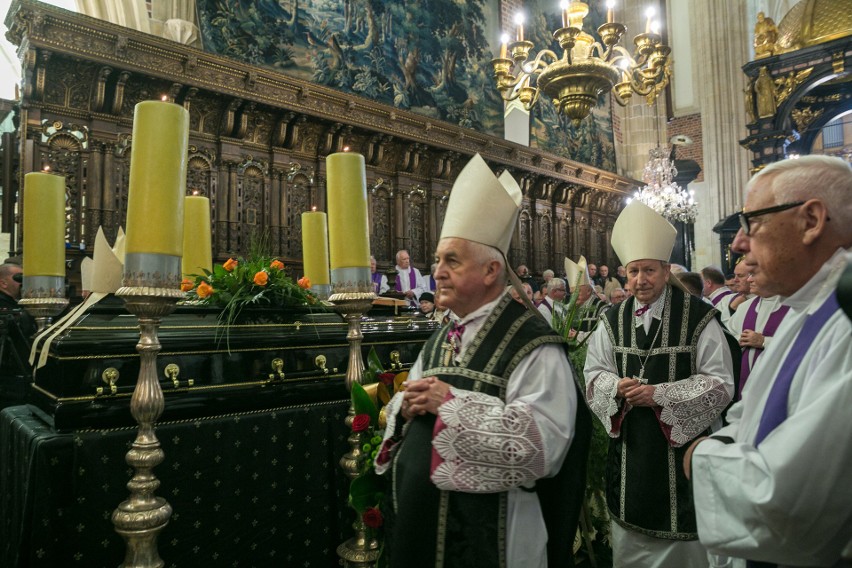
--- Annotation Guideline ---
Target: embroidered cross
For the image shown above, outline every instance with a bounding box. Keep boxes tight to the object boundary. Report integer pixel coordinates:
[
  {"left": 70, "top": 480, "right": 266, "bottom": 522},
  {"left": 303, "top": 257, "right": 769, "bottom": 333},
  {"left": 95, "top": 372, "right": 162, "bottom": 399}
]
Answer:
[
  {"left": 442, "top": 322, "right": 465, "bottom": 366},
  {"left": 446, "top": 323, "right": 465, "bottom": 353}
]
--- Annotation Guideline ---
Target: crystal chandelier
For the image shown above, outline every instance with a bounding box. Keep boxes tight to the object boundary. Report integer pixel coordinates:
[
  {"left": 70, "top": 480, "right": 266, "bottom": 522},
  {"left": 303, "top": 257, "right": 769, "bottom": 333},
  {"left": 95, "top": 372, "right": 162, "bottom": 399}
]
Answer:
[
  {"left": 632, "top": 146, "right": 698, "bottom": 223},
  {"left": 491, "top": 1, "right": 672, "bottom": 125}
]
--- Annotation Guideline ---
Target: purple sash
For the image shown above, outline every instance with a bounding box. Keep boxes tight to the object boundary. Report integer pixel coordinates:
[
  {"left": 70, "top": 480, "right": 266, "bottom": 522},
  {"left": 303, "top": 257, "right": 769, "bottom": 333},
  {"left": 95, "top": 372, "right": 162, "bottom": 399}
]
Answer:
[
  {"left": 710, "top": 289, "right": 735, "bottom": 307},
  {"left": 371, "top": 272, "right": 383, "bottom": 294},
  {"left": 540, "top": 298, "right": 553, "bottom": 313},
  {"left": 395, "top": 267, "right": 417, "bottom": 292},
  {"left": 754, "top": 291, "right": 839, "bottom": 447},
  {"left": 739, "top": 299, "right": 791, "bottom": 398}
]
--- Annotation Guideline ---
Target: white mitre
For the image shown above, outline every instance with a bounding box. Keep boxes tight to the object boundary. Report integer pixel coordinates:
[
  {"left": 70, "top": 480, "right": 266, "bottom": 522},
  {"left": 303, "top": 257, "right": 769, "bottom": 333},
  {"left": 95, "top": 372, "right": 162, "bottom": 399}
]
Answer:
[
  {"left": 440, "top": 154, "right": 522, "bottom": 255},
  {"left": 89, "top": 226, "right": 124, "bottom": 293},
  {"left": 611, "top": 200, "right": 676, "bottom": 265},
  {"left": 33, "top": 226, "right": 126, "bottom": 369},
  {"left": 564, "top": 255, "right": 593, "bottom": 290}
]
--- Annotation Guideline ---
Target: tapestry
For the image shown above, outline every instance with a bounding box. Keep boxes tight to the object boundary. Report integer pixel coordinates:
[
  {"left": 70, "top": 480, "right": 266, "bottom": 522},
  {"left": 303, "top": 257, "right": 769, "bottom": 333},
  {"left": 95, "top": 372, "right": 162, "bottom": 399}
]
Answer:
[
  {"left": 196, "top": 0, "right": 505, "bottom": 136},
  {"left": 524, "top": 0, "right": 617, "bottom": 172}
]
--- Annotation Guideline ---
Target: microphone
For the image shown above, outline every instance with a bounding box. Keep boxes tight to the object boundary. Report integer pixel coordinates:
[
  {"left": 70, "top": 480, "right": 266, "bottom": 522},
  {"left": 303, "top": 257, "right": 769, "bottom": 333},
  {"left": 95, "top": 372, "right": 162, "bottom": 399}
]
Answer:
[{"left": 12, "top": 273, "right": 22, "bottom": 283}]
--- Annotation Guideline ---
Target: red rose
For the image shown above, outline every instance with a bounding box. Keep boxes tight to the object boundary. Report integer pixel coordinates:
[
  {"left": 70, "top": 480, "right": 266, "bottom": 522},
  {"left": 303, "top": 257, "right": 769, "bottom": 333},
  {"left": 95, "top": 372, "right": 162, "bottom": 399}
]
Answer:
[
  {"left": 362, "top": 507, "right": 383, "bottom": 528},
  {"left": 378, "top": 373, "right": 395, "bottom": 386},
  {"left": 352, "top": 414, "right": 370, "bottom": 432}
]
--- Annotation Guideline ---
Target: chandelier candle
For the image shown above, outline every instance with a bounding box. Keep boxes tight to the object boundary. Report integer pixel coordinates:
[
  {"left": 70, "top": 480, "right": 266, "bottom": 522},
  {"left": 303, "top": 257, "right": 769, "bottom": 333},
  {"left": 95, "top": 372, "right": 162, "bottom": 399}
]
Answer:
[
  {"left": 301, "top": 209, "right": 331, "bottom": 298},
  {"left": 325, "top": 152, "right": 371, "bottom": 294},
  {"left": 181, "top": 195, "right": 212, "bottom": 279},
  {"left": 124, "top": 100, "right": 189, "bottom": 288}
]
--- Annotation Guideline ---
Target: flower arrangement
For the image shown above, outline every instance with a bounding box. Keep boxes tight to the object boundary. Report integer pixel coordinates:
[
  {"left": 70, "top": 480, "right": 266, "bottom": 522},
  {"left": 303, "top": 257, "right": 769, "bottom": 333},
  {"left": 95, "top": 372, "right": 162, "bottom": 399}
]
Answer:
[
  {"left": 346, "top": 348, "right": 406, "bottom": 556},
  {"left": 182, "top": 239, "right": 320, "bottom": 330}
]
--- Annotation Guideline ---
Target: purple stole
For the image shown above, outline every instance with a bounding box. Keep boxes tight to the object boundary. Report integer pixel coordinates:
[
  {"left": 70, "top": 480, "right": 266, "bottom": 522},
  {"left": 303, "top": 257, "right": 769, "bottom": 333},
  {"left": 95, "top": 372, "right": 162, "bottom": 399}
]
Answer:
[
  {"left": 738, "top": 299, "right": 791, "bottom": 398},
  {"left": 743, "top": 292, "right": 839, "bottom": 568},
  {"left": 371, "top": 272, "right": 383, "bottom": 294},
  {"left": 754, "top": 291, "right": 839, "bottom": 446},
  {"left": 540, "top": 298, "right": 553, "bottom": 313},
  {"left": 710, "top": 289, "right": 735, "bottom": 307},
  {"left": 395, "top": 267, "right": 417, "bottom": 292}
]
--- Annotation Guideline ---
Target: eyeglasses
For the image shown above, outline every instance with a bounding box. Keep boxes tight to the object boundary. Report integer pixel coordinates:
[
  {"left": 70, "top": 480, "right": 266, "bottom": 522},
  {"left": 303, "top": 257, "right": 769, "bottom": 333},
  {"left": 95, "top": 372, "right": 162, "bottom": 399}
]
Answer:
[{"left": 737, "top": 201, "right": 804, "bottom": 235}]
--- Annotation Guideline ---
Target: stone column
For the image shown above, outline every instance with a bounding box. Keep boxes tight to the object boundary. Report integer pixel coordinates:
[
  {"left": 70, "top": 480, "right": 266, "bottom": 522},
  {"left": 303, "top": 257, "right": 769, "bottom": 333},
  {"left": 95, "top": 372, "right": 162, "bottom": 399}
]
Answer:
[{"left": 689, "top": 0, "right": 753, "bottom": 268}]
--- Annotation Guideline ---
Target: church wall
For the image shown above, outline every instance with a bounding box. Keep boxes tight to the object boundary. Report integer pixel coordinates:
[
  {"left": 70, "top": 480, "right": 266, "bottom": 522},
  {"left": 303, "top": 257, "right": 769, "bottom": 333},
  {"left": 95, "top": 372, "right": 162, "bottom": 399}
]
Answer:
[{"left": 4, "top": 0, "right": 637, "bottom": 286}]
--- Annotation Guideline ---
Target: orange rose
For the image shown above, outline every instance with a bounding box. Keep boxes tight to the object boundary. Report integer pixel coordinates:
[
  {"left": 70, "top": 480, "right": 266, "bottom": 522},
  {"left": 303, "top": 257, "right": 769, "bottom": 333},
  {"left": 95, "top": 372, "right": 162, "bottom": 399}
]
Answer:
[
  {"left": 223, "top": 258, "right": 238, "bottom": 272},
  {"left": 270, "top": 260, "right": 284, "bottom": 271},
  {"left": 297, "top": 276, "right": 311, "bottom": 289},
  {"left": 253, "top": 271, "right": 269, "bottom": 286},
  {"left": 196, "top": 281, "right": 214, "bottom": 298},
  {"left": 180, "top": 278, "right": 194, "bottom": 292}
]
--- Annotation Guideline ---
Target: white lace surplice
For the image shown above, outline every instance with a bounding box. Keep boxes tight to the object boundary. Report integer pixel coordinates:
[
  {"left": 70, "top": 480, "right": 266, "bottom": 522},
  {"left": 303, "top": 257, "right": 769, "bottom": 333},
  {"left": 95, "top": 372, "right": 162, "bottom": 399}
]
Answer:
[
  {"left": 584, "top": 310, "right": 734, "bottom": 447},
  {"left": 376, "top": 339, "right": 577, "bottom": 568}
]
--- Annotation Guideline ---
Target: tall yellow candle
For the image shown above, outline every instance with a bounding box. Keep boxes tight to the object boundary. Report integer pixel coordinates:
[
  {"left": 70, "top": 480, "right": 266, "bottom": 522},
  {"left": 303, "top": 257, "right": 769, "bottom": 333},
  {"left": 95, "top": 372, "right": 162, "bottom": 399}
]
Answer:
[
  {"left": 301, "top": 210, "right": 330, "bottom": 285},
  {"left": 181, "top": 195, "right": 212, "bottom": 278},
  {"left": 325, "top": 152, "right": 370, "bottom": 270},
  {"left": 22, "top": 172, "right": 65, "bottom": 277},
  {"left": 125, "top": 100, "right": 190, "bottom": 256}
]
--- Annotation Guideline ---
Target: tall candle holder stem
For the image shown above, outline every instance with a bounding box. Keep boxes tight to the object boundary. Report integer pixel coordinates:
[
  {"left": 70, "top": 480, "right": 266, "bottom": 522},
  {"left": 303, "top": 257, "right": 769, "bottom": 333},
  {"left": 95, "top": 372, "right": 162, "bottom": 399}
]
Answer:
[
  {"left": 331, "top": 289, "right": 380, "bottom": 568},
  {"left": 112, "top": 285, "right": 183, "bottom": 568}
]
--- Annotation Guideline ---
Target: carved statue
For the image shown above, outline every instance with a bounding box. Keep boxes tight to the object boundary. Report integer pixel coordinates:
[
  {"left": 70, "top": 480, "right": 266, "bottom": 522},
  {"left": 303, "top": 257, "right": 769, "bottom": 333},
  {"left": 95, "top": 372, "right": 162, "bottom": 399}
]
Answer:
[
  {"left": 744, "top": 77, "right": 756, "bottom": 124},
  {"left": 755, "top": 66, "right": 777, "bottom": 119},
  {"left": 754, "top": 12, "right": 778, "bottom": 59}
]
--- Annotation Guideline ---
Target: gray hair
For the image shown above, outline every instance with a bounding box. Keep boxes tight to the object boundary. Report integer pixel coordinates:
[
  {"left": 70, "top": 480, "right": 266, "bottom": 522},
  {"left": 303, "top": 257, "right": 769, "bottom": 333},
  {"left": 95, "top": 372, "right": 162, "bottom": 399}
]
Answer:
[
  {"left": 466, "top": 241, "right": 506, "bottom": 278},
  {"left": 0, "top": 264, "right": 20, "bottom": 279},
  {"left": 748, "top": 155, "right": 852, "bottom": 233},
  {"left": 542, "top": 269, "right": 554, "bottom": 279},
  {"left": 548, "top": 277, "right": 566, "bottom": 292}
]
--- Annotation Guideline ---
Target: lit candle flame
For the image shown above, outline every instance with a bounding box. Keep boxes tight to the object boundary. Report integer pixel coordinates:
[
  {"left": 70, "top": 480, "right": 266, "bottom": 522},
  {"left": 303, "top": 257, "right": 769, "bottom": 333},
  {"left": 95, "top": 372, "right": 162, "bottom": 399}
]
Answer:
[
  {"left": 311, "top": 205, "right": 317, "bottom": 211},
  {"left": 644, "top": 6, "right": 655, "bottom": 33},
  {"left": 161, "top": 95, "right": 168, "bottom": 102},
  {"left": 43, "top": 165, "right": 50, "bottom": 172},
  {"left": 343, "top": 146, "right": 350, "bottom": 152},
  {"left": 514, "top": 12, "right": 525, "bottom": 42}
]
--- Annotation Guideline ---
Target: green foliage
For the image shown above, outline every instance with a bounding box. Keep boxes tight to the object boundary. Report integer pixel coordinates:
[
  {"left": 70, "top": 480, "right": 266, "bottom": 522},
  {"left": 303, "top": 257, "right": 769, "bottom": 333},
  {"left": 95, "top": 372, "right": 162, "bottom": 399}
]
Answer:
[
  {"left": 182, "top": 234, "right": 320, "bottom": 337},
  {"left": 352, "top": 382, "right": 379, "bottom": 426}
]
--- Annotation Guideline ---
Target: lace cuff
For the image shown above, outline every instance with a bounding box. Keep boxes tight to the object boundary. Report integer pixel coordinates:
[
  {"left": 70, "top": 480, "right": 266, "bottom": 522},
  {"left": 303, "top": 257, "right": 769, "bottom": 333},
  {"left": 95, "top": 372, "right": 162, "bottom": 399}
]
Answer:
[
  {"left": 374, "top": 393, "right": 406, "bottom": 476},
  {"left": 430, "top": 387, "right": 546, "bottom": 493},
  {"left": 587, "top": 371, "right": 623, "bottom": 437},
  {"left": 652, "top": 374, "right": 733, "bottom": 447}
]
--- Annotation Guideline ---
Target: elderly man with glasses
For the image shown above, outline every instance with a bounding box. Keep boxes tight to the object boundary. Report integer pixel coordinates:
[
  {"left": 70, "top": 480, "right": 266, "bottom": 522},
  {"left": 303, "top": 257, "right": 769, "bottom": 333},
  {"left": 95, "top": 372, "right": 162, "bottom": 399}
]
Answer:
[{"left": 686, "top": 155, "right": 852, "bottom": 566}]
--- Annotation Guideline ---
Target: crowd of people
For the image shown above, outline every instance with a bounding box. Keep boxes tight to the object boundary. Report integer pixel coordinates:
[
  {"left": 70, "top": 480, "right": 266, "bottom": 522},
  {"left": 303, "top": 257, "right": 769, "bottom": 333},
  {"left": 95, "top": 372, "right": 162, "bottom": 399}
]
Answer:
[
  {"left": 3, "top": 152, "right": 848, "bottom": 566},
  {"left": 374, "top": 153, "right": 852, "bottom": 568}
]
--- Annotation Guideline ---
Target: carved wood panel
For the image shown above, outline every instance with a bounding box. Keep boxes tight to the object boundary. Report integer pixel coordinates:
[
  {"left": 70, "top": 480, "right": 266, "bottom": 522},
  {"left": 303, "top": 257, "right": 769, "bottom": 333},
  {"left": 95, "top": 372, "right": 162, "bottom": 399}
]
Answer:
[{"left": 5, "top": 4, "right": 635, "bottom": 276}]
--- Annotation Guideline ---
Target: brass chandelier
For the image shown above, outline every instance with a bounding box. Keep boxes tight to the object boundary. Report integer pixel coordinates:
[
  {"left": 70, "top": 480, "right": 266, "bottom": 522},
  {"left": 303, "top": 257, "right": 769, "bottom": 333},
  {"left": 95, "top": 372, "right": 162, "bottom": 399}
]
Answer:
[{"left": 491, "top": 1, "right": 672, "bottom": 125}]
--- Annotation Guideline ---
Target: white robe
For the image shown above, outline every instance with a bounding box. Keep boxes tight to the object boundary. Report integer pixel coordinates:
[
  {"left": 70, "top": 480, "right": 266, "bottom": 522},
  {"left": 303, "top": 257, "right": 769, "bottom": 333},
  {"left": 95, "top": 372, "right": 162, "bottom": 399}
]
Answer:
[
  {"left": 377, "top": 295, "right": 577, "bottom": 568},
  {"left": 692, "top": 248, "right": 852, "bottom": 567},
  {"left": 394, "top": 265, "right": 425, "bottom": 301},
  {"left": 707, "top": 287, "right": 736, "bottom": 326},
  {"left": 725, "top": 295, "right": 784, "bottom": 372},
  {"left": 584, "top": 287, "right": 734, "bottom": 566}
]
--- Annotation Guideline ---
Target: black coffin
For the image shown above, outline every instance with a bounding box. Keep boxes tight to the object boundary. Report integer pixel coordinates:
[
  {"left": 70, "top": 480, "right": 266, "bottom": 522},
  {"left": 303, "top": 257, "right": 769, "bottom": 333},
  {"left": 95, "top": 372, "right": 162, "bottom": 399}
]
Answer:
[{"left": 31, "top": 300, "right": 438, "bottom": 430}]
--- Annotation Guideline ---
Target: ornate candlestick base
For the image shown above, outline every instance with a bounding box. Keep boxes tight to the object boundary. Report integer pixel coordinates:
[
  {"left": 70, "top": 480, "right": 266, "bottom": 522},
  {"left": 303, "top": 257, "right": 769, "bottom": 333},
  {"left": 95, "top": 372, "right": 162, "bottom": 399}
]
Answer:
[
  {"left": 330, "top": 272, "right": 380, "bottom": 567},
  {"left": 19, "top": 297, "right": 69, "bottom": 333},
  {"left": 20, "top": 275, "right": 68, "bottom": 333},
  {"left": 112, "top": 277, "right": 183, "bottom": 568}
]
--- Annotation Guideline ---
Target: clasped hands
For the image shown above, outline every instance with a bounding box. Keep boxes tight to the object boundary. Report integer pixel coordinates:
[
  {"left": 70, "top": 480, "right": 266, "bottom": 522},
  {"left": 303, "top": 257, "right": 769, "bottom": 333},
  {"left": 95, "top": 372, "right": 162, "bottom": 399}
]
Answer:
[
  {"left": 739, "top": 329, "right": 765, "bottom": 348},
  {"left": 400, "top": 376, "right": 450, "bottom": 420},
  {"left": 616, "top": 377, "right": 658, "bottom": 407}
]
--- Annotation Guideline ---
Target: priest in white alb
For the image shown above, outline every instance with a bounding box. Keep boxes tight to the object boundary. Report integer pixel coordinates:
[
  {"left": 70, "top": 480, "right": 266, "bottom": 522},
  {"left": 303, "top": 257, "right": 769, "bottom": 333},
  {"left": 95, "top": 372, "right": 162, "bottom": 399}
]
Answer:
[{"left": 375, "top": 154, "right": 591, "bottom": 568}]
